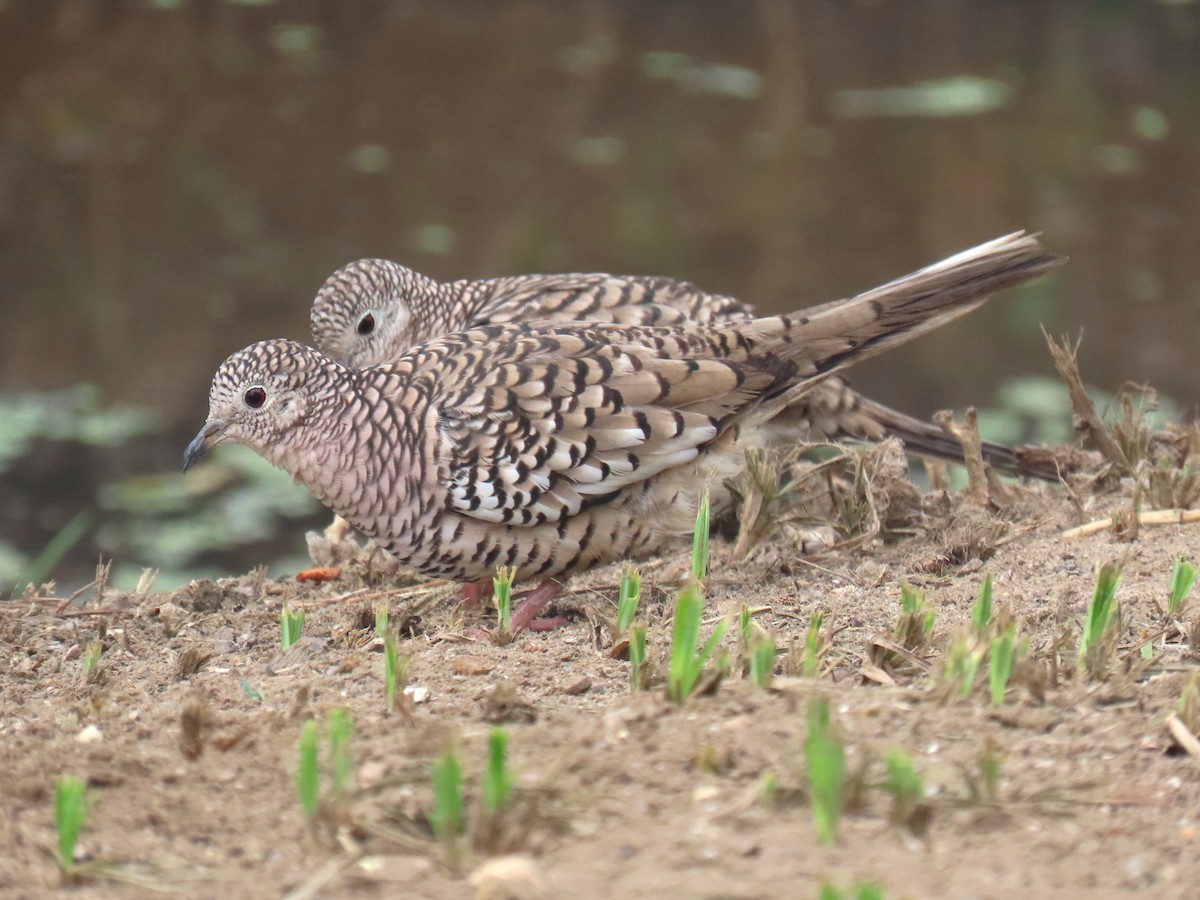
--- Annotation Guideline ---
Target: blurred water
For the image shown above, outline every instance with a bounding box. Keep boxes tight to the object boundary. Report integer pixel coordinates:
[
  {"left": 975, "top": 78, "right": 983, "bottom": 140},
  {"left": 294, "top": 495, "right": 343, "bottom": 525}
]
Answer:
[{"left": 2, "top": 0, "right": 1198, "bottom": 590}]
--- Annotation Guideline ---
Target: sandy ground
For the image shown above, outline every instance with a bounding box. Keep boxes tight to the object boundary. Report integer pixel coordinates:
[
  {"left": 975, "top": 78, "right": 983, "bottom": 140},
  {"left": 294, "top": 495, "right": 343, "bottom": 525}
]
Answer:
[{"left": 3, "top": 442, "right": 1200, "bottom": 899}]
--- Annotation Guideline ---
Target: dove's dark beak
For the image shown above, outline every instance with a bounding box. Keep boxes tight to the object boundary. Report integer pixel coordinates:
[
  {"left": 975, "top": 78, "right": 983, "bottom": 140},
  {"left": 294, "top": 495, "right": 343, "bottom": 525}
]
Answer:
[{"left": 183, "top": 419, "right": 227, "bottom": 472}]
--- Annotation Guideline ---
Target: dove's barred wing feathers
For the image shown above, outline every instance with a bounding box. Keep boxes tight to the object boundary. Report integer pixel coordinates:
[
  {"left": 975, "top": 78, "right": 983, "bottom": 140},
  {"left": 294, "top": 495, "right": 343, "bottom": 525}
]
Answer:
[
  {"left": 382, "top": 232, "right": 1058, "bottom": 537},
  {"left": 310, "top": 234, "right": 1061, "bottom": 479}
]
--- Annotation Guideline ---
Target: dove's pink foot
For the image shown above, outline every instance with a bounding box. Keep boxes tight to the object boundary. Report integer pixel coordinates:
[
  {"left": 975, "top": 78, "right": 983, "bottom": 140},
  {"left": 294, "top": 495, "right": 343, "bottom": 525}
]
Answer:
[{"left": 511, "top": 580, "right": 566, "bottom": 633}]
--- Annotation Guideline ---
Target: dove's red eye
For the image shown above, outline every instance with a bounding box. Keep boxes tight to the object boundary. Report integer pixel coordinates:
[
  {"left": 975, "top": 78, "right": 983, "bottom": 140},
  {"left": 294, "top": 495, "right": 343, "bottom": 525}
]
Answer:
[
  {"left": 357, "top": 313, "right": 375, "bottom": 336},
  {"left": 244, "top": 386, "right": 267, "bottom": 409}
]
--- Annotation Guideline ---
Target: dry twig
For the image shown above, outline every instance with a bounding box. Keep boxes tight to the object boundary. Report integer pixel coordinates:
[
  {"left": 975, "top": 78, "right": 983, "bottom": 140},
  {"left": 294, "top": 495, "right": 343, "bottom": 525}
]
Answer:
[
  {"left": 1043, "top": 330, "right": 1128, "bottom": 473},
  {"left": 1062, "top": 508, "right": 1200, "bottom": 539},
  {"left": 933, "top": 407, "right": 988, "bottom": 506}
]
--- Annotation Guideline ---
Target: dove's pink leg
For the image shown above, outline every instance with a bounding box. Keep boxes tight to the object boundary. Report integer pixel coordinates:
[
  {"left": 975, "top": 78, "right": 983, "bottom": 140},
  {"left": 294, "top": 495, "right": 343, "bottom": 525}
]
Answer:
[
  {"left": 459, "top": 580, "right": 491, "bottom": 608},
  {"left": 511, "top": 580, "right": 568, "bottom": 633}
]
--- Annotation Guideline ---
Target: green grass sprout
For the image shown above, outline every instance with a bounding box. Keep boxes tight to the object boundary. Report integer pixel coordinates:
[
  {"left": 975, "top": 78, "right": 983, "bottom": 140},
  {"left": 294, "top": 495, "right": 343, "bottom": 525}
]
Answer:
[
  {"left": 54, "top": 775, "right": 88, "bottom": 879},
  {"left": 802, "top": 611, "right": 825, "bottom": 678},
  {"left": 737, "top": 604, "right": 775, "bottom": 687},
  {"left": 748, "top": 632, "right": 776, "bottom": 689},
  {"left": 295, "top": 718, "right": 320, "bottom": 821},
  {"left": 804, "top": 698, "right": 845, "bottom": 844},
  {"left": 1079, "top": 561, "right": 1122, "bottom": 678},
  {"left": 760, "top": 770, "right": 778, "bottom": 810},
  {"left": 738, "top": 604, "right": 753, "bottom": 645},
  {"left": 629, "top": 624, "right": 647, "bottom": 692},
  {"left": 482, "top": 728, "right": 514, "bottom": 813},
  {"left": 327, "top": 708, "right": 353, "bottom": 800},
  {"left": 988, "top": 625, "right": 1018, "bottom": 705},
  {"left": 1081, "top": 562, "right": 1121, "bottom": 653},
  {"left": 81, "top": 640, "right": 103, "bottom": 680},
  {"left": 667, "top": 581, "right": 728, "bottom": 702},
  {"left": 691, "top": 488, "right": 711, "bottom": 580},
  {"left": 375, "top": 602, "right": 390, "bottom": 637},
  {"left": 895, "top": 584, "right": 936, "bottom": 650},
  {"left": 616, "top": 567, "right": 641, "bottom": 634},
  {"left": 881, "top": 749, "right": 925, "bottom": 826},
  {"left": 942, "top": 635, "right": 984, "bottom": 699},
  {"left": 971, "top": 574, "right": 994, "bottom": 633},
  {"left": 383, "top": 635, "right": 409, "bottom": 714},
  {"left": 1169, "top": 556, "right": 1196, "bottom": 618},
  {"left": 820, "top": 884, "right": 885, "bottom": 900},
  {"left": 978, "top": 748, "right": 1003, "bottom": 804},
  {"left": 280, "top": 605, "right": 305, "bottom": 651},
  {"left": 492, "top": 565, "right": 516, "bottom": 634},
  {"left": 429, "top": 749, "right": 465, "bottom": 844}
]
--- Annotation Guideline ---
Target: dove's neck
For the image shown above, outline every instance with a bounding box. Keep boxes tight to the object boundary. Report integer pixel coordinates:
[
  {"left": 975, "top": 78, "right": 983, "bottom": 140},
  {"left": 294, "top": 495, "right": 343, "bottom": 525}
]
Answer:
[
  {"left": 387, "top": 273, "right": 482, "bottom": 343},
  {"left": 277, "top": 367, "right": 426, "bottom": 541},
  {"left": 440, "top": 276, "right": 511, "bottom": 329}
]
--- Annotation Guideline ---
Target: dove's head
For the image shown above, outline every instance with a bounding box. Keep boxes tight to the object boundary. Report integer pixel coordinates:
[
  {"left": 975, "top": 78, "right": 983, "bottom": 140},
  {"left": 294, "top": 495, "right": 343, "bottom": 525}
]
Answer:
[
  {"left": 183, "top": 339, "right": 339, "bottom": 472},
  {"left": 310, "top": 259, "right": 443, "bottom": 369}
]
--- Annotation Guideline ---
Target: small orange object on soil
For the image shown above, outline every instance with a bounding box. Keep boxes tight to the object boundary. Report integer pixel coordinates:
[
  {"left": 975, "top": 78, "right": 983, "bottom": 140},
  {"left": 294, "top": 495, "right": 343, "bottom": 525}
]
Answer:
[{"left": 295, "top": 566, "right": 341, "bottom": 583}]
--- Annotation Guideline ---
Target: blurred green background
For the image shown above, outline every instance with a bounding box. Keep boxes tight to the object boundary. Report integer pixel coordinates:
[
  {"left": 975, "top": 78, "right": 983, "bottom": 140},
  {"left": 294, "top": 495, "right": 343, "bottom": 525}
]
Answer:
[{"left": 1, "top": 0, "right": 1197, "bottom": 591}]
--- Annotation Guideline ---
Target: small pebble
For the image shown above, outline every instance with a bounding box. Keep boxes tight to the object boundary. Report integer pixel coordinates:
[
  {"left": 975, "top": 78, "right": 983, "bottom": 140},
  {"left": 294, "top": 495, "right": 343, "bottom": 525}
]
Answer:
[
  {"left": 469, "top": 855, "right": 543, "bottom": 898},
  {"left": 452, "top": 655, "right": 494, "bottom": 676},
  {"left": 404, "top": 685, "right": 431, "bottom": 704},
  {"left": 212, "top": 627, "right": 237, "bottom": 655},
  {"left": 563, "top": 677, "right": 592, "bottom": 695},
  {"left": 76, "top": 724, "right": 103, "bottom": 744}
]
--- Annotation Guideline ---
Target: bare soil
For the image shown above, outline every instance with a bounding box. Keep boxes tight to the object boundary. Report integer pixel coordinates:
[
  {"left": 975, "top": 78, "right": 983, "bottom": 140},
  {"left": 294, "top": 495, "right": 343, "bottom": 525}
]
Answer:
[{"left": 4, "top": 456, "right": 1200, "bottom": 899}]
